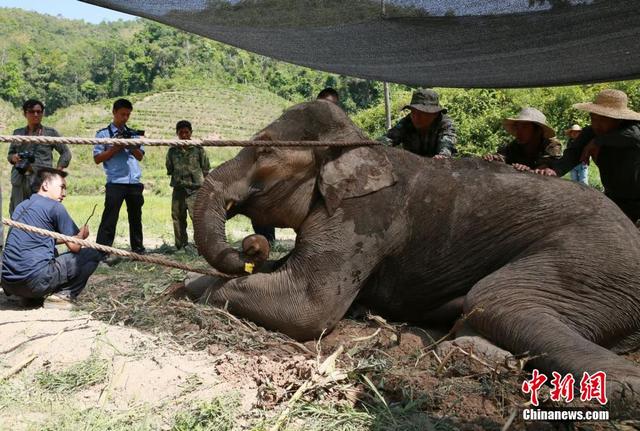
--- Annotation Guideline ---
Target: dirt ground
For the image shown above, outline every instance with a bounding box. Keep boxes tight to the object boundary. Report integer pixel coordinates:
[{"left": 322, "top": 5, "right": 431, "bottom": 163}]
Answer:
[{"left": 1, "top": 259, "right": 639, "bottom": 430}]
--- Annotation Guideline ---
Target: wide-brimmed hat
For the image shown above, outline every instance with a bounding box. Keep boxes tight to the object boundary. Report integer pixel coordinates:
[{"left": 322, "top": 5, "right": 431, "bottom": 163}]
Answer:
[
  {"left": 573, "top": 89, "right": 640, "bottom": 121},
  {"left": 403, "top": 88, "right": 445, "bottom": 114},
  {"left": 564, "top": 124, "right": 582, "bottom": 136},
  {"left": 502, "top": 107, "right": 556, "bottom": 139}
]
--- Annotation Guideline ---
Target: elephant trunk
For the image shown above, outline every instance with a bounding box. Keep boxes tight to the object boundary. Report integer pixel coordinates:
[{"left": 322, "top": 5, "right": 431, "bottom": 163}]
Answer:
[{"left": 193, "top": 151, "right": 252, "bottom": 274}]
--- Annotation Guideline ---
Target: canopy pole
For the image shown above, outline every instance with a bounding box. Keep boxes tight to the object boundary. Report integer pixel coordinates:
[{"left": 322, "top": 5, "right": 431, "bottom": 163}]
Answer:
[{"left": 383, "top": 82, "right": 392, "bottom": 131}]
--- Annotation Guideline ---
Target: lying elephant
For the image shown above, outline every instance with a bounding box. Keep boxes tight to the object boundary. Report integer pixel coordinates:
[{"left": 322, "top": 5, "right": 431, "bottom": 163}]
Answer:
[{"left": 192, "top": 100, "right": 640, "bottom": 413}]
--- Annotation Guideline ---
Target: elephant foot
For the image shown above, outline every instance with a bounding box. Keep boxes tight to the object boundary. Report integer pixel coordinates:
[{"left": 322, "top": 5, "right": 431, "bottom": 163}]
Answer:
[
  {"left": 436, "top": 335, "right": 517, "bottom": 371},
  {"left": 607, "top": 376, "right": 640, "bottom": 420},
  {"left": 242, "top": 234, "right": 271, "bottom": 265},
  {"left": 183, "top": 273, "right": 227, "bottom": 303}
]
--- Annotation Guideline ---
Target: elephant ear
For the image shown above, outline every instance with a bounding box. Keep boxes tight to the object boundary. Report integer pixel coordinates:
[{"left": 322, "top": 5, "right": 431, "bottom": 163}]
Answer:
[{"left": 318, "top": 147, "right": 396, "bottom": 215}]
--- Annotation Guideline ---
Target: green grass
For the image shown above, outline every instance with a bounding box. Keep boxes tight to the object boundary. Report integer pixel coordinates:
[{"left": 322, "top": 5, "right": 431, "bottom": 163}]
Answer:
[
  {"left": 38, "top": 408, "right": 155, "bottom": 431},
  {"left": 36, "top": 355, "right": 108, "bottom": 394},
  {"left": 0, "top": 361, "right": 156, "bottom": 431},
  {"left": 171, "top": 396, "right": 240, "bottom": 431},
  {"left": 247, "top": 399, "right": 440, "bottom": 431}
]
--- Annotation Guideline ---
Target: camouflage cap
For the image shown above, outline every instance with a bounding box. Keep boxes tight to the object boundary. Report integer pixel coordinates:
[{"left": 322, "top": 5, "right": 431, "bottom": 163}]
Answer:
[{"left": 403, "top": 88, "right": 445, "bottom": 114}]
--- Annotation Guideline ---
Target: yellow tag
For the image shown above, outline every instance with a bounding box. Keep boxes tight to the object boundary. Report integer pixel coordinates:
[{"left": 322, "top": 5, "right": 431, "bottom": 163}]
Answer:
[{"left": 244, "top": 262, "right": 255, "bottom": 274}]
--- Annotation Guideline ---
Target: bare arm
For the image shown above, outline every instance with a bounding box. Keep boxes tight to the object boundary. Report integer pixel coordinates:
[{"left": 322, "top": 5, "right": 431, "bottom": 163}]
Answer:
[
  {"left": 130, "top": 147, "right": 144, "bottom": 161},
  {"left": 64, "top": 225, "right": 89, "bottom": 253},
  {"left": 94, "top": 146, "right": 123, "bottom": 164}
]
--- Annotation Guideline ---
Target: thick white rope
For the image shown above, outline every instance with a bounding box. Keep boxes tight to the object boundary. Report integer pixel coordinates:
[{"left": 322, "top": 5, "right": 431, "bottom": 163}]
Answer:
[
  {"left": 0, "top": 135, "right": 379, "bottom": 147},
  {"left": 2, "top": 218, "right": 237, "bottom": 279}
]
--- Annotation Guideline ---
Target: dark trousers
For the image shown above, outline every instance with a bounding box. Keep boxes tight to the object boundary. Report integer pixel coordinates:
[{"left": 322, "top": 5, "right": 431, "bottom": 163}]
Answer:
[
  {"left": 1, "top": 249, "right": 104, "bottom": 299},
  {"left": 251, "top": 221, "right": 276, "bottom": 243},
  {"left": 607, "top": 193, "right": 640, "bottom": 225},
  {"left": 97, "top": 183, "right": 145, "bottom": 252}
]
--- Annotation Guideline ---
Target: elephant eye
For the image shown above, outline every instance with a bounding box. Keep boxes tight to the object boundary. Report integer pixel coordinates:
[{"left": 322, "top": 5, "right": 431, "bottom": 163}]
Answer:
[
  {"left": 249, "top": 181, "right": 265, "bottom": 194},
  {"left": 257, "top": 147, "right": 273, "bottom": 155}
]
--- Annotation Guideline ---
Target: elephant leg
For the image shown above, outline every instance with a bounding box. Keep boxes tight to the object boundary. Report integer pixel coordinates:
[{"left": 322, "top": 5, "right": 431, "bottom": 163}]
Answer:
[
  {"left": 184, "top": 273, "right": 226, "bottom": 302},
  {"left": 464, "top": 259, "right": 640, "bottom": 418},
  {"left": 422, "top": 295, "right": 465, "bottom": 327},
  {"left": 196, "top": 207, "right": 387, "bottom": 341},
  {"left": 611, "top": 329, "right": 640, "bottom": 354}
]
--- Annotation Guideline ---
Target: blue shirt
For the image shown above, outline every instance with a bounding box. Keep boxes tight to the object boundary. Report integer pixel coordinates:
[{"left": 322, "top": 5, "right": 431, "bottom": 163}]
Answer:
[
  {"left": 93, "top": 124, "right": 144, "bottom": 184},
  {"left": 1, "top": 194, "right": 79, "bottom": 282}
]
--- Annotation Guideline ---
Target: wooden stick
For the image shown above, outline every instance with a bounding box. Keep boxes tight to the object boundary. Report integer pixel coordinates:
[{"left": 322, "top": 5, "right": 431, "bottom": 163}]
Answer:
[{"left": 0, "top": 354, "right": 37, "bottom": 380}]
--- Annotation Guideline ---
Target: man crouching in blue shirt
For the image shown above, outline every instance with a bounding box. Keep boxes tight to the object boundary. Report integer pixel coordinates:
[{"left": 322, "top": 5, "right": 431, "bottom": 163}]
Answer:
[{"left": 1, "top": 167, "right": 104, "bottom": 309}]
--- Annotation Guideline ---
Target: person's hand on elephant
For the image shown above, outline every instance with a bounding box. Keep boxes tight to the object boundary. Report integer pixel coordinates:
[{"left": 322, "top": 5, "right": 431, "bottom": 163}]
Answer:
[
  {"left": 511, "top": 163, "right": 532, "bottom": 172},
  {"left": 482, "top": 154, "right": 506, "bottom": 163},
  {"left": 433, "top": 154, "right": 449, "bottom": 160},
  {"left": 580, "top": 139, "right": 600, "bottom": 165},
  {"left": 533, "top": 167, "right": 558, "bottom": 176}
]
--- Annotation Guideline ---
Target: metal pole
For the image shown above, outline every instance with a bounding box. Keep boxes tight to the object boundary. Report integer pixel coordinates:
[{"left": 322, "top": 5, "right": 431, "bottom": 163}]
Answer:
[{"left": 383, "top": 82, "right": 392, "bottom": 130}]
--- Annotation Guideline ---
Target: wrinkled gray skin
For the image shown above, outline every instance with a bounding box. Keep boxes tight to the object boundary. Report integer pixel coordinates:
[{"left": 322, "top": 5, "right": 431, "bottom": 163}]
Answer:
[{"left": 192, "top": 100, "right": 640, "bottom": 415}]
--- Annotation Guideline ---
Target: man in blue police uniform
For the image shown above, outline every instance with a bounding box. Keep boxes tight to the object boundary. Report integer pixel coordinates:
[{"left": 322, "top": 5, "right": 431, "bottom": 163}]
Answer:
[{"left": 93, "top": 98, "right": 146, "bottom": 253}]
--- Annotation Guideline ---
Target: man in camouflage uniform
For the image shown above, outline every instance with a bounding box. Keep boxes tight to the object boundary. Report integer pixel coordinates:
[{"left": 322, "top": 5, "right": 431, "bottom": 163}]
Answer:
[
  {"left": 484, "top": 107, "right": 562, "bottom": 171},
  {"left": 535, "top": 89, "right": 640, "bottom": 223},
  {"left": 384, "top": 88, "right": 457, "bottom": 159},
  {"left": 7, "top": 99, "right": 71, "bottom": 215},
  {"left": 166, "top": 120, "right": 210, "bottom": 250}
]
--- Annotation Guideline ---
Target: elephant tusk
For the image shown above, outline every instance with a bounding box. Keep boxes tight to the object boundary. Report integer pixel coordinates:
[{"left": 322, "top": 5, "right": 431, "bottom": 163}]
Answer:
[{"left": 225, "top": 200, "right": 235, "bottom": 211}]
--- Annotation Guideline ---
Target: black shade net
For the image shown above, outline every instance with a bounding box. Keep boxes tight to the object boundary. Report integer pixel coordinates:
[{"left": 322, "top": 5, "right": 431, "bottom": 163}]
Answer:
[{"left": 80, "top": 0, "right": 640, "bottom": 87}]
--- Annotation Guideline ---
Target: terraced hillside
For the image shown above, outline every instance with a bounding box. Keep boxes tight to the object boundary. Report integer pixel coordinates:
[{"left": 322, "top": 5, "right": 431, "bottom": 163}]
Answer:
[
  {"left": 48, "top": 84, "right": 290, "bottom": 139},
  {"left": 1, "top": 85, "right": 294, "bottom": 247},
  {"left": 40, "top": 84, "right": 291, "bottom": 196}
]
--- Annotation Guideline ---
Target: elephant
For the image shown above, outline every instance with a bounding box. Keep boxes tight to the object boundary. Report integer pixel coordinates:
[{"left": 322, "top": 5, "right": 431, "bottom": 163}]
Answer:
[{"left": 191, "top": 100, "right": 640, "bottom": 414}]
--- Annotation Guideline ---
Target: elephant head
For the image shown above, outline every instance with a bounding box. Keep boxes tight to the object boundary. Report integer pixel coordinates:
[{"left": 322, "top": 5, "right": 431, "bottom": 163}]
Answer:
[{"left": 193, "top": 100, "right": 395, "bottom": 275}]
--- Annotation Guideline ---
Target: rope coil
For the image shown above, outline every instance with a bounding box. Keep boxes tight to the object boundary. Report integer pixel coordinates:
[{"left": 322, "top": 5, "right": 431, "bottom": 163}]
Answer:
[
  {"left": 2, "top": 218, "right": 236, "bottom": 279},
  {"left": 0, "top": 135, "right": 379, "bottom": 147}
]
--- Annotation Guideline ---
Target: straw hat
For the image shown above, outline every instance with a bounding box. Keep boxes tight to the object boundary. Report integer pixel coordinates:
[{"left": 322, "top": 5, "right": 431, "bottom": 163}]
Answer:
[
  {"left": 573, "top": 89, "right": 640, "bottom": 121},
  {"left": 564, "top": 124, "right": 582, "bottom": 136},
  {"left": 503, "top": 107, "right": 556, "bottom": 139}
]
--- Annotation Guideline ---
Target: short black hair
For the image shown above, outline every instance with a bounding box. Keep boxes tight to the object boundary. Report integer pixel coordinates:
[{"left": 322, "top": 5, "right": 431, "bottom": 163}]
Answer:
[
  {"left": 112, "top": 98, "right": 133, "bottom": 111},
  {"left": 317, "top": 88, "right": 339, "bottom": 101},
  {"left": 33, "top": 167, "right": 67, "bottom": 191},
  {"left": 22, "top": 99, "right": 44, "bottom": 113},
  {"left": 176, "top": 120, "right": 192, "bottom": 132}
]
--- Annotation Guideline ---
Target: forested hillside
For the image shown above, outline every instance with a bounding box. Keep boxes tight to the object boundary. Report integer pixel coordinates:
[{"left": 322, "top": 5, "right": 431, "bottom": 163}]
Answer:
[
  {"left": 0, "top": 8, "right": 384, "bottom": 114},
  {"left": 0, "top": 7, "right": 638, "bottom": 160}
]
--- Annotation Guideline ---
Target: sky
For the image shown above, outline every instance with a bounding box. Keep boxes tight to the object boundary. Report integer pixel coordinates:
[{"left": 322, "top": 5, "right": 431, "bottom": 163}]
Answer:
[{"left": 0, "top": 0, "right": 136, "bottom": 23}]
